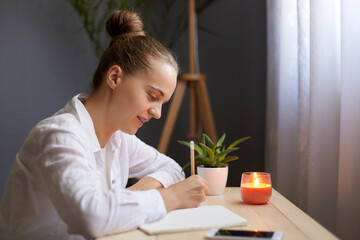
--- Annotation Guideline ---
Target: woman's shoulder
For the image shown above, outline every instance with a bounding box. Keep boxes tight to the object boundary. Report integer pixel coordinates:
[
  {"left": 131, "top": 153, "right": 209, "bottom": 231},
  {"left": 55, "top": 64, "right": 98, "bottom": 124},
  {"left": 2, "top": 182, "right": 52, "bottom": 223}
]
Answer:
[
  {"left": 36, "top": 109, "right": 81, "bottom": 132},
  {"left": 28, "top": 96, "right": 92, "bottom": 145},
  {"left": 17, "top": 111, "right": 84, "bottom": 160},
  {"left": 32, "top": 94, "right": 91, "bottom": 137},
  {"left": 27, "top": 112, "right": 80, "bottom": 146}
]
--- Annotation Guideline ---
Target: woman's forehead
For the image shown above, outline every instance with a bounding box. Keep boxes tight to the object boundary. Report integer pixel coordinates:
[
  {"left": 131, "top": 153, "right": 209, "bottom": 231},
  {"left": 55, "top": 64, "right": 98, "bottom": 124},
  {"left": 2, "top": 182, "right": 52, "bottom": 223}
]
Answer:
[{"left": 145, "top": 62, "right": 177, "bottom": 98}]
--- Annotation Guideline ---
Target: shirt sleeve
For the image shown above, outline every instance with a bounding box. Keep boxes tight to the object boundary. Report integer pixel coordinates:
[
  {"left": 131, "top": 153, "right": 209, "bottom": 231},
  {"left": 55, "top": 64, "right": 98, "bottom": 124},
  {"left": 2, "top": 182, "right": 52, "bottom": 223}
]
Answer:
[
  {"left": 33, "top": 124, "right": 167, "bottom": 238},
  {"left": 126, "top": 134, "right": 185, "bottom": 188}
]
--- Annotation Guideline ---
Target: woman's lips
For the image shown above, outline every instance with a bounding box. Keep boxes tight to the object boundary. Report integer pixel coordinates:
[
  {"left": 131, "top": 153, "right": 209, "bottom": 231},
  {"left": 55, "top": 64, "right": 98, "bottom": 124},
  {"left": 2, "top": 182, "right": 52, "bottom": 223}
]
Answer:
[{"left": 137, "top": 116, "right": 149, "bottom": 126}]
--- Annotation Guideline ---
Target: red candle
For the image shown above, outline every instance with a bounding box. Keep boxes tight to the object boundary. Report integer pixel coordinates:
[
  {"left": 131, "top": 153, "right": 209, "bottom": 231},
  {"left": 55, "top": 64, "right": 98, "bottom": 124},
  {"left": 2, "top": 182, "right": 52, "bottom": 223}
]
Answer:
[{"left": 241, "top": 172, "right": 272, "bottom": 204}]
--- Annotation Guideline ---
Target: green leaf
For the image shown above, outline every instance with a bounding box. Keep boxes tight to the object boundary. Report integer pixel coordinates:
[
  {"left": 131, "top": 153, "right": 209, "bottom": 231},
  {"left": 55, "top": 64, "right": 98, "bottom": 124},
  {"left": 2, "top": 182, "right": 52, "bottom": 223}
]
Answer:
[
  {"left": 228, "top": 136, "right": 251, "bottom": 149},
  {"left": 194, "top": 155, "right": 205, "bottom": 159},
  {"left": 195, "top": 155, "right": 209, "bottom": 162},
  {"left": 177, "top": 140, "right": 190, "bottom": 148},
  {"left": 216, "top": 133, "right": 226, "bottom": 148},
  {"left": 181, "top": 162, "right": 191, "bottom": 172},
  {"left": 177, "top": 140, "right": 204, "bottom": 155},
  {"left": 194, "top": 143, "right": 204, "bottom": 156},
  {"left": 203, "top": 133, "right": 215, "bottom": 149},
  {"left": 200, "top": 143, "right": 214, "bottom": 161},
  {"left": 215, "top": 145, "right": 222, "bottom": 154},
  {"left": 215, "top": 147, "right": 239, "bottom": 161},
  {"left": 222, "top": 156, "right": 239, "bottom": 163},
  {"left": 202, "top": 161, "right": 214, "bottom": 167},
  {"left": 181, "top": 160, "right": 201, "bottom": 172},
  {"left": 201, "top": 134, "right": 206, "bottom": 145}
]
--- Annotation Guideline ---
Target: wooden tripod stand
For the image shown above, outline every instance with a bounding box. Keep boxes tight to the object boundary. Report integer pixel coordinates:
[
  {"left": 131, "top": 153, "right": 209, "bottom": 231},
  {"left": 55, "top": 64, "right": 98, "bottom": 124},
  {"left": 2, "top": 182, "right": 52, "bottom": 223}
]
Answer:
[{"left": 157, "top": 0, "right": 217, "bottom": 153}]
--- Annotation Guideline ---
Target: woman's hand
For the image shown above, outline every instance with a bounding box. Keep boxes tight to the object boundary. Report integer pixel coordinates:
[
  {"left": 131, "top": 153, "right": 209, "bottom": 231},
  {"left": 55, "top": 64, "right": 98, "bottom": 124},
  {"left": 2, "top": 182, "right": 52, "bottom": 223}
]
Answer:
[{"left": 157, "top": 175, "right": 208, "bottom": 212}]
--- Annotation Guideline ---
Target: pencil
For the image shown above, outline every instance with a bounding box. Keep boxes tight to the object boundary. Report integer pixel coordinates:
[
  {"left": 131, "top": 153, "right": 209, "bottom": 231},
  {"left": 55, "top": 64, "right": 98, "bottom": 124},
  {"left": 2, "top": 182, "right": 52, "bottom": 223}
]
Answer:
[{"left": 190, "top": 141, "right": 195, "bottom": 175}]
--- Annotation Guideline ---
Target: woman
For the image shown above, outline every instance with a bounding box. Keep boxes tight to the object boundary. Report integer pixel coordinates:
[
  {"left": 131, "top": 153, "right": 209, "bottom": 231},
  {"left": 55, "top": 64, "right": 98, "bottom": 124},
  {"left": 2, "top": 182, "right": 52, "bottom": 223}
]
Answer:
[{"left": 0, "top": 10, "right": 208, "bottom": 240}]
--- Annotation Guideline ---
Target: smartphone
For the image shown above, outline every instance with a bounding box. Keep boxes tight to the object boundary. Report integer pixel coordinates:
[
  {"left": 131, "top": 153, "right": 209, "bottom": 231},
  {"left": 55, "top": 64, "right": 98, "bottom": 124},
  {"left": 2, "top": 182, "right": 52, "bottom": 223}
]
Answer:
[{"left": 205, "top": 228, "right": 283, "bottom": 240}]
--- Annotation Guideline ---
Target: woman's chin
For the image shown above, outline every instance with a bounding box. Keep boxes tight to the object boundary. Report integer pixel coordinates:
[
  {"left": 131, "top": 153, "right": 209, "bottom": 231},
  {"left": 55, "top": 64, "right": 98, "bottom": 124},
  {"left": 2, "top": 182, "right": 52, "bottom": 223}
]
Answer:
[{"left": 120, "top": 127, "right": 139, "bottom": 135}]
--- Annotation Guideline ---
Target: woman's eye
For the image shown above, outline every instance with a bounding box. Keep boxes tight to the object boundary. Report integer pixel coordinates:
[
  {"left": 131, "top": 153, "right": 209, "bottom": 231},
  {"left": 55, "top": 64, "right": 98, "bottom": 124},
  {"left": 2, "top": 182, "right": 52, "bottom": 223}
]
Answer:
[{"left": 149, "top": 94, "right": 157, "bottom": 101}]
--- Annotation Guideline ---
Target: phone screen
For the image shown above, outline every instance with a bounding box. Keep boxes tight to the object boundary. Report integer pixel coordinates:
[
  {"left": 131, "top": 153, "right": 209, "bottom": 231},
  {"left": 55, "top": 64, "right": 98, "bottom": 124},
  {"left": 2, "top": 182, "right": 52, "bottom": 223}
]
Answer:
[{"left": 215, "top": 229, "right": 274, "bottom": 238}]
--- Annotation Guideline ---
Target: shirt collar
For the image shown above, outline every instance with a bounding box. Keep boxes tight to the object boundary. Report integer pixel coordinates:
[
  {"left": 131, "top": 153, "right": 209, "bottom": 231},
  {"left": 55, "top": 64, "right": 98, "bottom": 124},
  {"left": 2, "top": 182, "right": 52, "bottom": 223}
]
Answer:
[{"left": 68, "top": 93, "right": 102, "bottom": 153}]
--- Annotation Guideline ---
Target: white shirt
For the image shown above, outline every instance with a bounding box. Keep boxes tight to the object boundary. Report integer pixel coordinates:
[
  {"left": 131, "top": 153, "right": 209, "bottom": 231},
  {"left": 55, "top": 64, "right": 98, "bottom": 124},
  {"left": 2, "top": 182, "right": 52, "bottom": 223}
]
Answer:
[
  {"left": 100, "top": 146, "right": 110, "bottom": 191},
  {"left": 0, "top": 94, "right": 184, "bottom": 240}
]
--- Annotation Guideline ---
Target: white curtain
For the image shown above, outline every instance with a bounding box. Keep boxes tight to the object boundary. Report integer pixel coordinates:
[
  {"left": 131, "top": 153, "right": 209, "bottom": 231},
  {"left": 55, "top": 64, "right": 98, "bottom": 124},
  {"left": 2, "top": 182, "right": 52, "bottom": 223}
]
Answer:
[{"left": 266, "top": 0, "right": 360, "bottom": 239}]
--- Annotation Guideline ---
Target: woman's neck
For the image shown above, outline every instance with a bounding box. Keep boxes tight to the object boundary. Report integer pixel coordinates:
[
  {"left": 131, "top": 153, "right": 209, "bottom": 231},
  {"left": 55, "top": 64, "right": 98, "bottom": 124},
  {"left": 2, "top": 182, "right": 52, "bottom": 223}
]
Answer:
[{"left": 83, "top": 90, "right": 114, "bottom": 148}]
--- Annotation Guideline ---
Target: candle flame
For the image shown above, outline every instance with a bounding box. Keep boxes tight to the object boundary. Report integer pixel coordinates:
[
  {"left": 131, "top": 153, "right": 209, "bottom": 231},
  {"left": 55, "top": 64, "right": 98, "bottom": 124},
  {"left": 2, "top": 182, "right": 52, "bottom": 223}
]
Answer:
[
  {"left": 255, "top": 178, "right": 259, "bottom": 187},
  {"left": 254, "top": 172, "right": 257, "bottom": 177}
]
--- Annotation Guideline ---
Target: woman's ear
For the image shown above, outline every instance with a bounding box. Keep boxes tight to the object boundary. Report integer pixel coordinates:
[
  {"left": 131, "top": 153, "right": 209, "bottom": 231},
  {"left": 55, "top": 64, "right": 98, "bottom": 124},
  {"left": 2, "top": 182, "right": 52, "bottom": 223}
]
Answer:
[{"left": 106, "top": 65, "right": 123, "bottom": 90}]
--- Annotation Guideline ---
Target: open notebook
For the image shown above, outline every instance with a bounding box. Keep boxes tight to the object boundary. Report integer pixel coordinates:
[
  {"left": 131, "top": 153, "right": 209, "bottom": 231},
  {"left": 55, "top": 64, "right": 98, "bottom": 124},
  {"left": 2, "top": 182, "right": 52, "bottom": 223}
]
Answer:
[{"left": 139, "top": 205, "right": 247, "bottom": 235}]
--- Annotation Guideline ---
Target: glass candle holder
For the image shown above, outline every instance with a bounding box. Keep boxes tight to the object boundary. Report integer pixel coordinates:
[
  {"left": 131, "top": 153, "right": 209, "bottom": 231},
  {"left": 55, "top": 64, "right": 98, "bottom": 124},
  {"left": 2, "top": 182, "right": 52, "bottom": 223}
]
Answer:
[{"left": 241, "top": 172, "right": 272, "bottom": 204}]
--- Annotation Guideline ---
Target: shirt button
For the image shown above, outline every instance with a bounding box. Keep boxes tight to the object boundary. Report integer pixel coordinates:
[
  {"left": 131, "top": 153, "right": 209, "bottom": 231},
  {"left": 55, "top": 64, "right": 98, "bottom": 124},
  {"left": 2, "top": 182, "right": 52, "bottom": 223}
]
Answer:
[{"left": 112, "top": 179, "right": 116, "bottom": 184}]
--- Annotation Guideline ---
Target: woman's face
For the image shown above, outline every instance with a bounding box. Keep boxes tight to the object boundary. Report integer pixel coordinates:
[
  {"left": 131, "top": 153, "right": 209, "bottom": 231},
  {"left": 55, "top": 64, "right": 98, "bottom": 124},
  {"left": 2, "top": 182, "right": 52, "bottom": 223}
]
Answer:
[{"left": 108, "top": 60, "right": 177, "bottom": 135}]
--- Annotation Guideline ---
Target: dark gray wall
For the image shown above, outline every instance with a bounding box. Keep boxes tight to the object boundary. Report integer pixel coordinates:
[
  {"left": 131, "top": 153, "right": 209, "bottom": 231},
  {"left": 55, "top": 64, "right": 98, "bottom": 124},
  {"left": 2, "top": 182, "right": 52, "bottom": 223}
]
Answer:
[
  {"left": 0, "top": 0, "right": 96, "bottom": 195},
  {"left": 0, "top": 0, "right": 266, "bottom": 197}
]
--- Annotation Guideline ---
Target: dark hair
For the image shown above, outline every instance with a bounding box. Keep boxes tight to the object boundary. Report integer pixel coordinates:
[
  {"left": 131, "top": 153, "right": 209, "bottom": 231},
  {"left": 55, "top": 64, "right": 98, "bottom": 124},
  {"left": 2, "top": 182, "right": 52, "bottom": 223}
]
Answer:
[{"left": 92, "top": 10, "right": 178, "bottom": 90}]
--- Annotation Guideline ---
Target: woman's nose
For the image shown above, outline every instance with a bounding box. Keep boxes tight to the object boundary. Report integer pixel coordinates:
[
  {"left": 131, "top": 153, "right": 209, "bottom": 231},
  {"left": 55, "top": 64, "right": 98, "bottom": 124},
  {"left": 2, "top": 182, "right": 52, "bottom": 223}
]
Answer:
[{"left": 149, "top": 104, "right": 162, "bottom": 119}]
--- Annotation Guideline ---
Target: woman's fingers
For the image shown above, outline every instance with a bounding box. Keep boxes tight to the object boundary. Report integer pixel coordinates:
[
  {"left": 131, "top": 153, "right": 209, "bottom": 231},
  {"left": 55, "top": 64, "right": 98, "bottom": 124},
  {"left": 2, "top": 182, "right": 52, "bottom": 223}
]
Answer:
[{"left": 158, "top": 175, "right": 208, "bottom": 212}]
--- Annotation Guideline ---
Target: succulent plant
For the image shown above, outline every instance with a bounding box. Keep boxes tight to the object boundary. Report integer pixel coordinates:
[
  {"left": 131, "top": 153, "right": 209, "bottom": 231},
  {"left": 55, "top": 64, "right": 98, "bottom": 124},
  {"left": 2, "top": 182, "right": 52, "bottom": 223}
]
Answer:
[{"left": 178, "top": 133, "right": 251, "bottom": 171}]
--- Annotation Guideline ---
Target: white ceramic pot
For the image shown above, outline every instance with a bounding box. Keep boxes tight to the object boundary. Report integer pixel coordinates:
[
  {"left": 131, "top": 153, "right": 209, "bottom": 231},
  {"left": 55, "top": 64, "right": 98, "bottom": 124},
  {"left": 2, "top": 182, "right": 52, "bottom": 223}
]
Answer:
[{"left": 197, "top": 166, "right": 228, "bottom": 195}]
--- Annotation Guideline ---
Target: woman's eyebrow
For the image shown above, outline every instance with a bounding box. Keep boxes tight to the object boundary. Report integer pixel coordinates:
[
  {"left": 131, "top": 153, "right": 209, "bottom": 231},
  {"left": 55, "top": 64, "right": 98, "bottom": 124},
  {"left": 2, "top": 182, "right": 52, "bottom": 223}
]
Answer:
[{"left": 149, "top": 86, "right": 164, "bottom": 97}]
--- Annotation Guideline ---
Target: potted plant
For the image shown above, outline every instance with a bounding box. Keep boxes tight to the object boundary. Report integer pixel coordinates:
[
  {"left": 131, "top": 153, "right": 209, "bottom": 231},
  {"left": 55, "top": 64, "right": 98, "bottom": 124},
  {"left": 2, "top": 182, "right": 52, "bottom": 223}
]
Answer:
[{"left": 178, "top": 133, "right": 251, "bottom": 195}]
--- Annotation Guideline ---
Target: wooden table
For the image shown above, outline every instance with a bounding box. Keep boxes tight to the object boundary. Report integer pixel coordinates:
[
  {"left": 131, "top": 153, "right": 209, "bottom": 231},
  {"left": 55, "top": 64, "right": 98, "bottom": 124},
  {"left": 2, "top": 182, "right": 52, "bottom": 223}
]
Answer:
[{"left": 98, "top": 187, "right": 339, "bottom": 240}]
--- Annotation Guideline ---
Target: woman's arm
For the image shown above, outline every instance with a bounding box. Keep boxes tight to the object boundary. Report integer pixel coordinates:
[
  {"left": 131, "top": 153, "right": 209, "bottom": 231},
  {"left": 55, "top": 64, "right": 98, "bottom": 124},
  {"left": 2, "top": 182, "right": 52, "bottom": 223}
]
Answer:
[
  {"left": 126, "top": 134, "right": 185, "bottom": 188},
  {"left": 127, "top": 175, "right": 209, "bottom": 211},
  {"left": 127, "top": 176, "right": 163, "bottom": 190},
  {"left": 34, "top": 125, "right": 168, "bottom": 238}
]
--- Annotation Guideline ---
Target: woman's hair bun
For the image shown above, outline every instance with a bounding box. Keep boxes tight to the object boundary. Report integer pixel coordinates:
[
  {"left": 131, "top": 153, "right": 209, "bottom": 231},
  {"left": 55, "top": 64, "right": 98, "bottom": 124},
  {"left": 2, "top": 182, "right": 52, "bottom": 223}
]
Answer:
[{"left": 106, "top": 10, "right": 145, "bottom": 39}]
